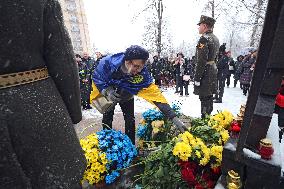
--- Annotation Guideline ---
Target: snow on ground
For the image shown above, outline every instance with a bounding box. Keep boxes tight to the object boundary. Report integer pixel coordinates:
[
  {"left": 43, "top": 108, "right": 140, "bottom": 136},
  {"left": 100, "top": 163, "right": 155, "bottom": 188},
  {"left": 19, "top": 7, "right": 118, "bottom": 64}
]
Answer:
[{"left": 82, "top": 79, "right": 284, "bottom": 173}]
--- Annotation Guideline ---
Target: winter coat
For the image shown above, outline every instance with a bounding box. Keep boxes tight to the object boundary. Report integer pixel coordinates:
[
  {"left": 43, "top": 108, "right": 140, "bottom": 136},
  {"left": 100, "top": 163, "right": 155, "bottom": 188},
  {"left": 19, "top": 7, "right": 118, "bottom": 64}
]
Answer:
[
  {"left": 228, "top": 58, "right": 235, "bottom": 74},
  {"left": 0, "top": 1, "right": 86, "bottom": 188},
  {"left": 82, "top": 57, "right": 95, "bottom": 90},
  {"left": 217, "top": 55, "right": 230, "bottom": 80},
  {"left": 78, "top": 61, "right": 92, "bottom": 97},
  {"left": 182, "top": 60, "right": 191, "bottom": 85},
  {"left": 151, "top": 59, "right": 162, "bottom": 78},
  {"left": 234, "top": 60, "right": 243, "bottom": 80},
  {"left": 194, "top": 30, "right": 220, "bottom": 96},
  {"left": 239, "top": 57, "right": 255, "bottom": 85}
]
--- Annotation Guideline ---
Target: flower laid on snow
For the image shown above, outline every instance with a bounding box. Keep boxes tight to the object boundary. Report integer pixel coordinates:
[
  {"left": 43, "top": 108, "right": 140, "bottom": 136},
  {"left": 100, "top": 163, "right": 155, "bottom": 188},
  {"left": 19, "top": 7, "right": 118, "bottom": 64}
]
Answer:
[{"left": 81, "top": 129, "right": 137, "bottom": 185}]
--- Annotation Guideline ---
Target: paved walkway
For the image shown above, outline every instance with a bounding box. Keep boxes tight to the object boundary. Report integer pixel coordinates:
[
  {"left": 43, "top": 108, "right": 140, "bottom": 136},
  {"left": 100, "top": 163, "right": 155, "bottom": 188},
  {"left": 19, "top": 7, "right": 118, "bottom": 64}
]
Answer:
[{"left": 75, "top": 110, "right": 142, "bottom": 140}]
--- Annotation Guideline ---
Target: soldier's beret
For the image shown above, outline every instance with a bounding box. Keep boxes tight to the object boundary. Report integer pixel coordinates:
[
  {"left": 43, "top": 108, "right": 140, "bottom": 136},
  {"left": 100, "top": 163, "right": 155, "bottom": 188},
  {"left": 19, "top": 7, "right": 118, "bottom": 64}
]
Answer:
[{"left": 197, "top": 15, "right": 216, "bottom": 27}]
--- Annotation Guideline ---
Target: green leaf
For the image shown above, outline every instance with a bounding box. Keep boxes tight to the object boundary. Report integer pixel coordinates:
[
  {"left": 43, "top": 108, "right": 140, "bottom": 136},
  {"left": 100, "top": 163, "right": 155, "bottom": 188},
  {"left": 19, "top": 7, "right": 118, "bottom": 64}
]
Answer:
[{"left": 155, "top": 166, "right": 164, "bottom": 178}]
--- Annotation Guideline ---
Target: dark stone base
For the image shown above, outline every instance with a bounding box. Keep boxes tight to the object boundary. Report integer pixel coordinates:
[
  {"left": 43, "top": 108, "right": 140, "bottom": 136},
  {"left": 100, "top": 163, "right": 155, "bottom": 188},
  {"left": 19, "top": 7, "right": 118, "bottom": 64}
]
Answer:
[{"left": 220, "top": 139, "right": 282, "bottom": 189}]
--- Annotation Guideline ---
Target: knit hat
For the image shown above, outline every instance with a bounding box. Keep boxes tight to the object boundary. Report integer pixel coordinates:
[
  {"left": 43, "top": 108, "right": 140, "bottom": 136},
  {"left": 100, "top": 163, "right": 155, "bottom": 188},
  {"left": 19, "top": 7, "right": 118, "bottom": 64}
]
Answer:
[{"left": 124, "top": 45, "right": 149, "bottom": 61}]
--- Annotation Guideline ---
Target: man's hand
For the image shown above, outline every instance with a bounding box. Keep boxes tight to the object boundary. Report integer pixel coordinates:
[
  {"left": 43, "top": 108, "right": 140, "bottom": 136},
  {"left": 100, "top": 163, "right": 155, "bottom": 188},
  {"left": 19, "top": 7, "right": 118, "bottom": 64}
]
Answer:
[
  {"left": 172, "top": 117, "right": 188, "bottom": 132},
  {"left": 194, "top": 81, "right": 201, "bottom": 86},
  {"left": 101, "top": 86, "right": 122, "bottom": 102}
]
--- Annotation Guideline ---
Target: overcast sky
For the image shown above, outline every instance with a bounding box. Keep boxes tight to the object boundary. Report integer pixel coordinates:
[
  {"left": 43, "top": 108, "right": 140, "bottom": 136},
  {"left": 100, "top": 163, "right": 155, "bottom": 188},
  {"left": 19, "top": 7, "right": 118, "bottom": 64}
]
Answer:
[{"left": 83, "top": 0, "right": 229, "bottom": 54}]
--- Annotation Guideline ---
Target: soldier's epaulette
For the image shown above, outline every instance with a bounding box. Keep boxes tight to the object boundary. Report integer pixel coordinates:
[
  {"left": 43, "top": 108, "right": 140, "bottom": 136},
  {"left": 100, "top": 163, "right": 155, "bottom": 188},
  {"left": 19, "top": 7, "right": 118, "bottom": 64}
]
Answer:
[
  {"left": 197, "top": 36, "right": 208, "bottom": 49},
  {"left": 199, "top": 36, "right": 208, "bottom": 44}
]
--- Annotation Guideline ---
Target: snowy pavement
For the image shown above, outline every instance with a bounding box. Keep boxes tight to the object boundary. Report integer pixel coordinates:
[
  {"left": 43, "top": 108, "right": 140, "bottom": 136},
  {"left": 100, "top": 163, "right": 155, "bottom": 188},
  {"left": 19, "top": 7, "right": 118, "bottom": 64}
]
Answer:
[{"left": 79, "top": 81, "right": 284, "bottom": 173}]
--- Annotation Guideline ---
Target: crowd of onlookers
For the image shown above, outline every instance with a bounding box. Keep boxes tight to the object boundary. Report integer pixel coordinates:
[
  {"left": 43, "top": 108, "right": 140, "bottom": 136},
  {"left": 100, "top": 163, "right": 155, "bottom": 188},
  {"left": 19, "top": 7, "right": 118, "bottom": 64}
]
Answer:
[
  {"left": 75, "top": 52, "right": 103, "bottom": 109},
  {"left": 75, "top": 44, "right": 259, "bottom": 109}
]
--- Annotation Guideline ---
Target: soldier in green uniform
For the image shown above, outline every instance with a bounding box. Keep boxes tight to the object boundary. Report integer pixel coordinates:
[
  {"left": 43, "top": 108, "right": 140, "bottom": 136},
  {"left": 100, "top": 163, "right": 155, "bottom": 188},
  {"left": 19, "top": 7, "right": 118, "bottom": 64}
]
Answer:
[
  {"left": 193, "top": 15, "right": 220, "bottom": 118},
  {"left": 76, "top": 54, "right": 92, "bottom": 110}
]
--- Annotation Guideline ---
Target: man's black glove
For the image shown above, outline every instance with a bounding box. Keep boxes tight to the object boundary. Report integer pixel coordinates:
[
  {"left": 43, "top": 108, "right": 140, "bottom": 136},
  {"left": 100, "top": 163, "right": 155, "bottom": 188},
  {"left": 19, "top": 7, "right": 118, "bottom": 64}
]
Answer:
[
  {"left": 172, "top": 117, "right": 188, "bottom": 132},
  {"left": 101, "top": 86, "right": 122, "bottom": 102}
]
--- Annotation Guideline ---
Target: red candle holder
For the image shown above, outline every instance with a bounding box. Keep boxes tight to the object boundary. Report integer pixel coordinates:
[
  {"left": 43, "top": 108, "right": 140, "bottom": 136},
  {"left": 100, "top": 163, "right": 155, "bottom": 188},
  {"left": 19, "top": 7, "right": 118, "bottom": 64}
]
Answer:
[
  {"left": 259, "top": 138, "right": 274, "bottom": 160},
  {"left": 230, "top": 121, "right": 241, "bottom": 138}
]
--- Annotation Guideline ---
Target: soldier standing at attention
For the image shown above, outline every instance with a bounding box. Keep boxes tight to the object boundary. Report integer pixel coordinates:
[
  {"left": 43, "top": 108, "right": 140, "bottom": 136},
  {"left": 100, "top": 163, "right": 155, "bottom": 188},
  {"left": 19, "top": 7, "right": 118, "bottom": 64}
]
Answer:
[{"left": 193, "top": 15, "right": 220, "bottom": 118}]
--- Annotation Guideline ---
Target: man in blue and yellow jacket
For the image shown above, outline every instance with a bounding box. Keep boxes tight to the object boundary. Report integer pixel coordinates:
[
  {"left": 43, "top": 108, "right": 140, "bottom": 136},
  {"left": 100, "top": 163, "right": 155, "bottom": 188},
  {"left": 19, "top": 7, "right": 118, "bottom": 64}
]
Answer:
[{"left": 90, "top": 45, "right": 187, "bottom": 144}]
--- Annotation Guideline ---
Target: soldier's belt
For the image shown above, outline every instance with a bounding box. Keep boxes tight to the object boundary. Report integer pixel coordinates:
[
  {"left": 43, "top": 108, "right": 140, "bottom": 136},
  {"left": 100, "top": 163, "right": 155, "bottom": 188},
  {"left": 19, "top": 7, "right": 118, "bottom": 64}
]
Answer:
[
  {"left": 0, "top": 67, "right": 49, "bottom": 89},
  {"left": 206, "top": 61, "right": 215, "bottom": 65}
]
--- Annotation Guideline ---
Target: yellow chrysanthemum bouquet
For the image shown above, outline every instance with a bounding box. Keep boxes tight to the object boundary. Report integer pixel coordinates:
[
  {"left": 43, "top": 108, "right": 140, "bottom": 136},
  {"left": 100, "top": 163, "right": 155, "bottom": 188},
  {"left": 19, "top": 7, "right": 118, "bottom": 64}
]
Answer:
[
  {"left": 172, "top": 110, "right": 233, "bottom": 167},
  {"left": 172, "top": 131, "right": 223, "bottom": 168}
]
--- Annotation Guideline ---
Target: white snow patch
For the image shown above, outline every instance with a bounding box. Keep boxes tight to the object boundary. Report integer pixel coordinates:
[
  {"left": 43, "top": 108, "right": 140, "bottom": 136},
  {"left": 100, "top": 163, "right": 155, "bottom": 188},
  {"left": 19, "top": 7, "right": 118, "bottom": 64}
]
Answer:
[
  {"left": 224, "top": 142, "right": 236, "bottom": 151},
  {"left": 243, "top": 148, "right": 261, "bottom": 160},
  {"left": 214, "top": 182, "right": 225, "bottom": 189},
  {"left": 82, "top": 108, "right": 101, "bottom": 119},
  {"left": 214, "top": 177, "right": 226, "bottom": 189}
]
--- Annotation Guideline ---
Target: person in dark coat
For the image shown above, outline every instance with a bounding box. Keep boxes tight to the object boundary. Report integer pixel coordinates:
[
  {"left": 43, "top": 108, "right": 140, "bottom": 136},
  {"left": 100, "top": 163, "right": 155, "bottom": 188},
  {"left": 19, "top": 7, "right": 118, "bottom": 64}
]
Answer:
[
  {"left": 214, "top": 52, "right": 229, "bottom": 103},
  {"left": 151, "top": 55, "right": 162, "bottom": 87},
  {"left": 233, "top": 55, "right": 244, "bottom": 88},
  {"left": 0, "top": 1, "right": 86, "bottom": 188},
  {"left": 218, "top": 43, "right": 226, "bottom": 61},
  {"left": 226, "top": 51, "right": 235, "bottom": 87},
  {"left": 174, "top": 53, "right": 186, "bottom": 96},
  {"left": 194, "top": 15, "right": 219, "bottom": 118},
  {"left": 174, "top": 58, "right": 181, "bottom": 93},
  {"left": 215, "top": 56, "right": 227, "bottom": 103},
  {"left": 182, "top": 58, "right": 191, "bottom": 96},
  {"left": 77, "top": 55, "right": 92, "bottom": 110},
  {"left": 81, "top": 52, "right": 95, "bottom": 109},
  {"left": 239, "top": 51, "right": 257, "bottom": 96}
]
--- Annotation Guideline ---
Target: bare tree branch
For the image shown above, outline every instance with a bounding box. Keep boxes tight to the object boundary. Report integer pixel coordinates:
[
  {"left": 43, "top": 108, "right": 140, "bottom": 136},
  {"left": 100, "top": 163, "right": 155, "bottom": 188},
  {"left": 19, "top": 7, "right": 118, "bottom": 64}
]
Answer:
[
  {"left": 131, "top": 2, "right": 155, "bottom": 23},
  {"left": 238, "top": 0, "right": 265, "bottom": 20}
]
